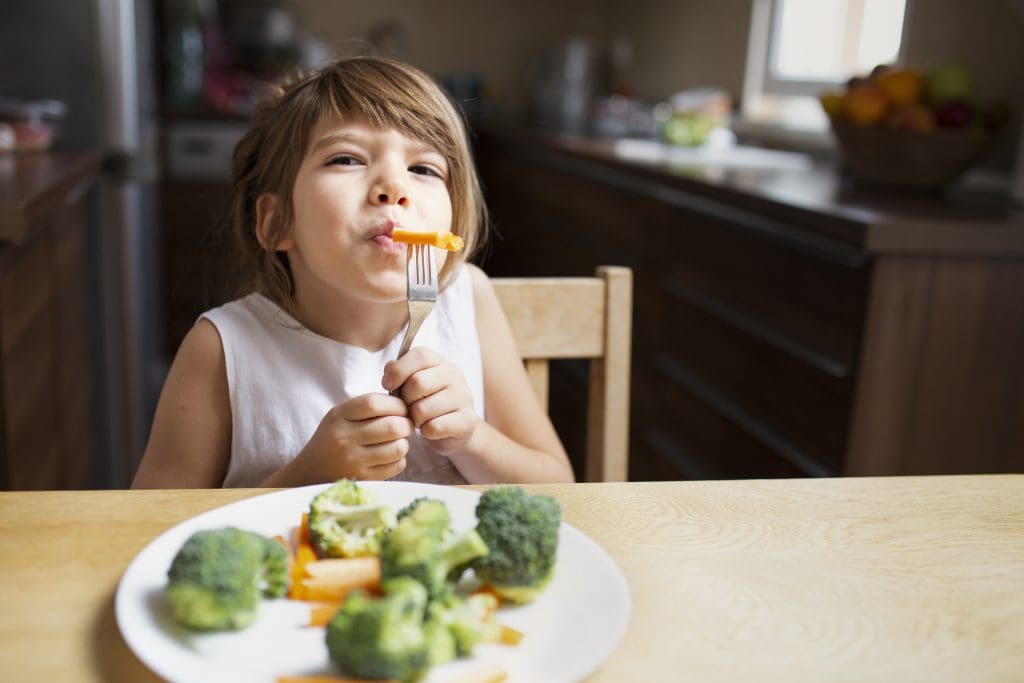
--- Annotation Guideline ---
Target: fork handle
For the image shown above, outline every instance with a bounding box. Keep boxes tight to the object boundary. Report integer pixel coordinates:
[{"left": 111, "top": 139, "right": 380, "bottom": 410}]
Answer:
[{"left": 390, "top": 300, "right": 433, "bottom": 395}]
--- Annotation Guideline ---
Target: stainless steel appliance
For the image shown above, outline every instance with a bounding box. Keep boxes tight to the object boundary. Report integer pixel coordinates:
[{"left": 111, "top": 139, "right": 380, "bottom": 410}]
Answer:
[{"left": 0, "top": 0, "right": 164, "bottom": 487}]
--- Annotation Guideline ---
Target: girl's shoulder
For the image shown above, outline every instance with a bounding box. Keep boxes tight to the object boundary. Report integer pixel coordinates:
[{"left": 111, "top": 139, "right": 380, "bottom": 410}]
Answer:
[{"left": 202, "top": 292, "right": 299, "bottom": 330}]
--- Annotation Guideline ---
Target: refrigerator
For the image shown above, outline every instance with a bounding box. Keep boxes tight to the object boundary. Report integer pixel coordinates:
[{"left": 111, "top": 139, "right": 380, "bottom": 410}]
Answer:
[{"left": 0, "top": 0, "right": 165, "bottom": 487}]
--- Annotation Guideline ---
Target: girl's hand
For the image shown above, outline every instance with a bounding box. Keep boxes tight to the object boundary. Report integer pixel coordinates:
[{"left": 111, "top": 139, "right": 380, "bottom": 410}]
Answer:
[
  {"left": 382, "top": 348, "right": 481, "bottom": 456},
  {"left": 286, "top": 393, "right": 413, "bottom": 483}
]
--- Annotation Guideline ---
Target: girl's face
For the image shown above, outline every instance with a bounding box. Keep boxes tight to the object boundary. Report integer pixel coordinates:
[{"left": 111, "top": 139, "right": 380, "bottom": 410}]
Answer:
[{"left": 280, "top": 115, "right": 453, "bottom": 307}]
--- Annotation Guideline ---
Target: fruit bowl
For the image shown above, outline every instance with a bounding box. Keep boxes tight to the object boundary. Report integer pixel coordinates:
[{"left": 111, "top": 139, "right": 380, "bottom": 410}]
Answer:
[{"left": 829, "top": 120, "right": 992, "bottom": 191}]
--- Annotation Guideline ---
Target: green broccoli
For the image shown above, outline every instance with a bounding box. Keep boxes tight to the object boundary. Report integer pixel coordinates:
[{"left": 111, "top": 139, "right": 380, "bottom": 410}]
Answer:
[
  {"left": 308, "top": 479, "right": 396, "bottom": 558},
  {"left": 326, "top": 577, "right": 439, "bottom": 682},
  {"left": 380, "top": 498, "right": 489, "bottom": 599},
  {"left": 427, "top": 591, "right": 501, "bottom": 657},
  {"left": 165, "top": 527, "right": 289, "bottom": 631},
  {"left": 471, "top": 485, "right": 562, "bottom": 604}
]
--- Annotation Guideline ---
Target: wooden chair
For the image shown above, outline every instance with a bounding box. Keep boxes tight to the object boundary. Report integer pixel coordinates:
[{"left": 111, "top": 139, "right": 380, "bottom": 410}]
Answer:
[{"left": 491, "top": 266, "right": 633, "bottom": 482}]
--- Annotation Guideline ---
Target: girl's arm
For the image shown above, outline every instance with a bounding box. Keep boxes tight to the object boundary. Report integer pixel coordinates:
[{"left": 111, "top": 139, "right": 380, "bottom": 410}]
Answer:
[
  {"left": 131, "top": 319, "right": 232, "bottom": 488},
  {"left": 446, "top": 265, "right": 575, "bottom": 484}
]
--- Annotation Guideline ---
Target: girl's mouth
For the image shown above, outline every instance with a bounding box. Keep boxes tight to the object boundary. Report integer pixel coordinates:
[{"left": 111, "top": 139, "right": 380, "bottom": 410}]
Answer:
[{"left": 370, "top": 233, "right": 405, "bottom": 255}]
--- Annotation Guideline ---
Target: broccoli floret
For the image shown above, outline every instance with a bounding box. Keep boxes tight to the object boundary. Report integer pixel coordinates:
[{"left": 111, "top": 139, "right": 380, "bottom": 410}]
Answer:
[
  {"left": 428, "top": 592, "right": 501, "bottom": 657},
  {"left": 422, "top": 609, "right": 458, "bottom": 666},
  {"left": 326, "top": 577, "right": 434, "bottom": 682},
  {"left": 381, "top": 498, "right": 489, "bottom": 599},
  {"left": 165, "top": 527, "right": 289, "bottom": 631},
  {"left": 309, "top": 479, "right": 396, "bottom": 558},
  {"left": 471, "top": 486, "right": 562, "bottom": 604}
]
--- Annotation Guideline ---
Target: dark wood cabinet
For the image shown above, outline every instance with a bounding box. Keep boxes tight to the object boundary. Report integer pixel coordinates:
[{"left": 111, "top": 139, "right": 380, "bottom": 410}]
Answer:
[
  {"left": 0, "top": 151, "right": 101, "bottom": 489},
  {"left": 473, "top": 124, "right": 1024, "bottom": 479}
]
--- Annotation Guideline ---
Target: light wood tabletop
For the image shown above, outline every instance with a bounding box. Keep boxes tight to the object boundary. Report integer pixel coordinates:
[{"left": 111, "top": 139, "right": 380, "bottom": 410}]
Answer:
[{"left": 1, "top": 475, "right": 1022, "bottom": 682}]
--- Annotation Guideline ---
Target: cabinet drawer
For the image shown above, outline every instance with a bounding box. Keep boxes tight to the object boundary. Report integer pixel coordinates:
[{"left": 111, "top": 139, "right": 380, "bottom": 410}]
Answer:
[
  {"left": 650, "top": 292, "right": 855, "bottom": 471},
  {"left": 632, "top": 365, "right": 814, "bottom": 480},
  {"left": 655, "top": 210, "right": 869, "bottom": 368}
]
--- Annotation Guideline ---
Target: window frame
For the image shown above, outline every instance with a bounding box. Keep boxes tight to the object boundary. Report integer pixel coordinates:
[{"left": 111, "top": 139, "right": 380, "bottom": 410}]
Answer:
[{"left": 746, "top": 0, "right": 914, "bottom": 100}]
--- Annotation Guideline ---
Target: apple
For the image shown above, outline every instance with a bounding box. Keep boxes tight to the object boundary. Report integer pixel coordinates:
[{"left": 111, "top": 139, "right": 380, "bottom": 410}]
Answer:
[{"left": 925, "top": 63, "right": 973, "bottom": 107}]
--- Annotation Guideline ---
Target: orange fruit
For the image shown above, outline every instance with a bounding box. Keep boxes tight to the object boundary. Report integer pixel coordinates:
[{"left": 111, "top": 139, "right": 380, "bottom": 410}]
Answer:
[
  {"left": 876, "top": 68, "right": 925, "bottom": 108},
  {"left": 845, "top": 83, "right": 889, "bottom": 126},
  {"left": 887, "top": 104, "right": 936, "bottom": 133}
]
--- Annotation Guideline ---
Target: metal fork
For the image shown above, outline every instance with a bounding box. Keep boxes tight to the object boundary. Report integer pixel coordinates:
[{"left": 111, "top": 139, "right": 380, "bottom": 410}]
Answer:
[{"left": 395, "top": 243, "right": 438, "bottom": 360}]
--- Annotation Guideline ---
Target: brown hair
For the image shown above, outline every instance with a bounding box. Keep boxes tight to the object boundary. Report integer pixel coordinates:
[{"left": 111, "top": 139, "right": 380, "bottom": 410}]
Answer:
[{"left": 227, "top": 56, "right": 488, "bottom": 312}]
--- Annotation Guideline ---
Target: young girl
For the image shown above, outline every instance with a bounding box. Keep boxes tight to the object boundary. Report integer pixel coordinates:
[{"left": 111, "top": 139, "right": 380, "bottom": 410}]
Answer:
[{"left": 132, "top": 57, "right": 574, "bottom": 488}]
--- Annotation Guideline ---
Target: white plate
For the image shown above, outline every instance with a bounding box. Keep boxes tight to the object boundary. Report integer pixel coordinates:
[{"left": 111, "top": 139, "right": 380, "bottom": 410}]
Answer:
[{"left": 116, "top": 481, "right": 630, "bottom": 683}]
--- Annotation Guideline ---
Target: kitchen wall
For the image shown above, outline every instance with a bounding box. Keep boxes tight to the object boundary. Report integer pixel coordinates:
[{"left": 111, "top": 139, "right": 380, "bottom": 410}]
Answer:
[
  {"left": 608, "top": 0, "right": 1024, "bottom": 166},
  {"left": 605, "top": 0, "right": 752, "bottom": 104},
  {"left": 289, "top": 0, "right": 611, "bottom": 117},
  {"left": 290, "top": 0, "right": 1023, "bottom": 167}
]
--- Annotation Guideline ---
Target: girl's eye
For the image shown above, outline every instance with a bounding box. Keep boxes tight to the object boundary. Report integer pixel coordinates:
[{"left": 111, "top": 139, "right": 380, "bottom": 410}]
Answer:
[
  {"left": 328, "top": 155, "right": 362, "bottom": 166},
  {"left": 409, "top": 164, "right": 444, "bottom": 179}
]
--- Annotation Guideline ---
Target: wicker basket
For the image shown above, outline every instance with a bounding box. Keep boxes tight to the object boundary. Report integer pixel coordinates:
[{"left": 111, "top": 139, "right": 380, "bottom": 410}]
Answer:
[{"left": 830, "top": 121, "right": 991, "bottom": 191}]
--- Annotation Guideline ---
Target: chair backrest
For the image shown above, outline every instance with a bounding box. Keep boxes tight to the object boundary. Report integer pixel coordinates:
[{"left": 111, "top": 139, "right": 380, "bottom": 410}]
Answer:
[{"left": 491, "top": 266, "right": 632, "bottom": 482}]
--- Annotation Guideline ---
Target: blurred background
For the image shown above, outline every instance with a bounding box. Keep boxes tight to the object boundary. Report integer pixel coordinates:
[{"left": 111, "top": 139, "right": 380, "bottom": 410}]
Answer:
[{"left": 1, "top": 0, "right": 1022, "bottom": 489}]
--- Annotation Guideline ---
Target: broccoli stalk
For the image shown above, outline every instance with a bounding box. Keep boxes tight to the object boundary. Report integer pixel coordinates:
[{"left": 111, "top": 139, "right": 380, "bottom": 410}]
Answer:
[
  {"left": 381, "top": 498, "right": 489, "bottom": 599},
  {"left": 326, "top": 577, "right": 438, "bottom": 682},
  {"left": 165, "top": 527, "right": 289, "bottom": 631},
  {"left": 471, "top": 485, "right": 562, "bottom": 604},
  {"left": 309, "top": 479, "right": 396, "bottom": 558}
]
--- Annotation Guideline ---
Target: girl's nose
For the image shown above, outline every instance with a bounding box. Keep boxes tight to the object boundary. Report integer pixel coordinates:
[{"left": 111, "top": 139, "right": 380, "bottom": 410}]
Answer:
[{"left": 369, "top": 171, "right": 409, "bottom": 208}]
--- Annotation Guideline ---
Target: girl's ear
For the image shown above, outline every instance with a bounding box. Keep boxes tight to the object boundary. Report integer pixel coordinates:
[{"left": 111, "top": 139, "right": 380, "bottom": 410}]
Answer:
[{"left": 255, "top": 193, "right": 294, "bottom": 251}]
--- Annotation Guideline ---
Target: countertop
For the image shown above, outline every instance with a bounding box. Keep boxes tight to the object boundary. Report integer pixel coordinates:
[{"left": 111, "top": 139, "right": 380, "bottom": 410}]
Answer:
[
  {"left": 475, "top": 122, "right": 1024, "bottom": 256},
  {"left": 1, "top": 476, "right": 1022, "bottom": 682},
  {"left": 0, "top": 148, "right": 102, "bottom": 243}
]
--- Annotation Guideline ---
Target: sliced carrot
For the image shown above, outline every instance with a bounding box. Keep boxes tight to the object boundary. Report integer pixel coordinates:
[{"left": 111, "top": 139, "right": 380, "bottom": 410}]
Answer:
[
  {"left": 298, "top": 576, "right": 372, "bottom": 602},
  {"left": 498, "top": 623, "right": 524, "bottom": 646},
  {"left": 391, "top": 228, "right": 464, "bottom": 251},
  {"left": 472, "top": 584, "right": 504, "bottom": 607},
  {"left": 307, "top": 601, "right": 342, "bottom": 627},
  {"left": 288, "top": 542, "right": 318, "bottom": 600}
]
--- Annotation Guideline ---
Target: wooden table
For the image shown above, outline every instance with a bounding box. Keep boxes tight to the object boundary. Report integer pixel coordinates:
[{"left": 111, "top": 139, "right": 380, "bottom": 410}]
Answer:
[{"left": 1, "top": 476, "right": 1022, "bottom": 682}]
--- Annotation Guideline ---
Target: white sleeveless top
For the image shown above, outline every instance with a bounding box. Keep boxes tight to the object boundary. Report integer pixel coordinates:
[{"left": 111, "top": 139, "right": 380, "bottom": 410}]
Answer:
[{"left": 201, "top": 266, "right": 483, "bottom": 487}]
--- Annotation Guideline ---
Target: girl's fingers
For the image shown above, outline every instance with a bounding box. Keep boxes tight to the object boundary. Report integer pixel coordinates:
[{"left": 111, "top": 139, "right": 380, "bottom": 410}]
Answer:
[
  {"left": 382, "top": 348, "right": 441, "bottom": 392},
  {"left": 338, "top": 393, "right": 408, "bottom": 421},
  {"left": 419, "top": 409, "right": 475, "bottom": 441},
  {"left": 399, "top": 364, "right": 452, "bottom": 404},
  {"left": 408, "top": 383, "right": 472, "bottom": 428},
  {"left": 363, "top": 455, "right": 408, "bottom": 480},
  {"left": 359, "top": 438, "right": 410, "bottom": 468},
  {"left": 358, "top": 415, "right": 414, "bottom": 445}
]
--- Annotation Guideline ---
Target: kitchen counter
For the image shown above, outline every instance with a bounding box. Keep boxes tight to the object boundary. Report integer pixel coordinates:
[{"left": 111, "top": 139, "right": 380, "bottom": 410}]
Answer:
[
  {"left": 473, "top": 123, "right": 1024, "bottom": 482},
  {"left": 1, "top": 476, "right": 1022, "bottom": 682},
  {"left": 0, "top": 149, "right": 102, "bottom": 243},
  {"left": 477, "top": 122, "right": 1024, "bottom": 256}
]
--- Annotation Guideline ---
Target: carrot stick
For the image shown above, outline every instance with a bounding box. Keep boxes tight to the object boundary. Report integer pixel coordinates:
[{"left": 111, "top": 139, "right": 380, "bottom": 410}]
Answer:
[
  {"left": 289, "top": 542, "right": 318, "bottom": 600},
  {"left": 307, "top": 601, "right": 342, "bottom": 627},
  {"left": 391, "top": 228, "right": 464, "bottom": 251}
]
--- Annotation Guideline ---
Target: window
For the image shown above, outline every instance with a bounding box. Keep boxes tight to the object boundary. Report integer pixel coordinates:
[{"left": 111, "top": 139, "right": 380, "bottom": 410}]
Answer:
[{"left": 741, "top": 0, "right": 911, "bottom": 135}]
